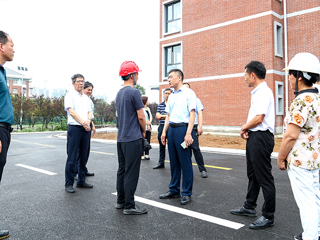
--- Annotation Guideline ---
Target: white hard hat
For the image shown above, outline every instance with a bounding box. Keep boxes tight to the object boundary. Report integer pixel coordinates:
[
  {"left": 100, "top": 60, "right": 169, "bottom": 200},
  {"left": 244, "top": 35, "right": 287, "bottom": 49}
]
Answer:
[{"left": 284, "top": 53, "right": 320, "bottom": 79}]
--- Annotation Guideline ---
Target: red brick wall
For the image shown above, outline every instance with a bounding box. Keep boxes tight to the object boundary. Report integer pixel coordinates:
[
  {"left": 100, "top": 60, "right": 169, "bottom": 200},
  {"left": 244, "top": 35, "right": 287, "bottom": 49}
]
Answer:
[{"left": 159, "top": 0, "right": 320, "bottom": 129}]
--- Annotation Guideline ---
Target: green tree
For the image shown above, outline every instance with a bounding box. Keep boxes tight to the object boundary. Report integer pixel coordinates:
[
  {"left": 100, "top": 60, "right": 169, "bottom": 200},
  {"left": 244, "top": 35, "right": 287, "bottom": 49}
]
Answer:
[{"left": 134, "top": 84, "right": 146, "bottom": 95}]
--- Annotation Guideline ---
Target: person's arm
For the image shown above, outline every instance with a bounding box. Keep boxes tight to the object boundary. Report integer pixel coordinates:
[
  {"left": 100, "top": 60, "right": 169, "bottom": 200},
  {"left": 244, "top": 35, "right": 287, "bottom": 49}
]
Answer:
[
  {"left": 198, "top": 110, "right": 203, "bottom": 136},
  {"left": 92, "top": 122, "right": 96, "bottom": 136},
  {"left": 185, "top": 110, "right": 196, "bottom": 147},
  {"left": 137, "top": 108, "right": 146, "bottom": 138},
  {"left": 240, "top": 115, "right": 265, "bottom": 140},
  {"left": 68, "top": 108, "right": 91, "bottom": 131},
  {"left": 0, "top": 140, "right": 2, "bottom": 153},
  {"left": 161, "top": 113, "right": 170, "bottom": 145},
  {"left": 277, "top": 123, "right": 300, "bottom": 170}
]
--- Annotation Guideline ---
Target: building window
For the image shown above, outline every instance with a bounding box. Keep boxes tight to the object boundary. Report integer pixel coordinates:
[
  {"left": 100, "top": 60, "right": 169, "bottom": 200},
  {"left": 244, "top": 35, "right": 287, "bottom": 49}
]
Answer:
[
  {"left": 275, "top": 81, "right": 284, "bottom": 115},
  {"left": 274, "top": 21, "right": 283, "bottom": 57},
  {"left": 164, "top": 1, "right": 181, "bottom": 34},
  {"left": 164, "top": 44, "right": 182, "bottom": 78},
  {"left": 12, "top": 88, "right": 18, "bottom": 94}
]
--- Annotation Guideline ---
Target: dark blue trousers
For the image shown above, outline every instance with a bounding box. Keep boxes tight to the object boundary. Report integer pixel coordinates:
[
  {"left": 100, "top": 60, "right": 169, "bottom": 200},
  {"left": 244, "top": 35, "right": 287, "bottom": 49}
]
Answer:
[
  {"left": 191, "top": 128, "right": 206, "bottom": 172},
  {"left": 0, "top": 127, "right": 10, "bottom": 183},
  {"left": 65, "top": 125, "right": 91, "bottom": 187},
  {"left": 167, "top": 125, "right": 193, "bottom": 196},
  {"left": 117, "top": 139, "right": 143, "bottom": 209},
  {"left": 157, "top": 124, "right": 166, "bottom": 165}
]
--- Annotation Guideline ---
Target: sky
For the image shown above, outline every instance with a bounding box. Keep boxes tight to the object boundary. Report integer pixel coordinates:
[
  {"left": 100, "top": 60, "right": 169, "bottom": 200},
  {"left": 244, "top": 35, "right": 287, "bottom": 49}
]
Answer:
[{"left": 0, "top": 0, "right": 160, "bottom": 103}]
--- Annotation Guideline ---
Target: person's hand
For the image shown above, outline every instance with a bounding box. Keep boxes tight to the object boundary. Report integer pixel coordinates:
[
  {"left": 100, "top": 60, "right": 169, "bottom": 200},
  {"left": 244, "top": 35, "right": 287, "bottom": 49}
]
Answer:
[
  {"left": 92, "top": 127, "right": 96, "bottom": 136},
  {"left": 184, "top": 133, "right": 193, "bottom": 148},
  {"left": 161, "top": 133, "right": 166, "bottom": 145},
  {"left": 0, "top": 140, "right": 2, "bottom": 154},
  {"left": 142, "top": 131, "right": 146, "bottom": 138},
  {"left": 240, "top": 128, "right": 249, "bottom": 140},
  {"left": 82, "top": 120, "right": 91, "bottom": 131},
  {"left": 198, "top": 126, "right": 203, "bottom": 136},
  {"left": 277, "top": 159, "right": 287, "bottom": 171}
]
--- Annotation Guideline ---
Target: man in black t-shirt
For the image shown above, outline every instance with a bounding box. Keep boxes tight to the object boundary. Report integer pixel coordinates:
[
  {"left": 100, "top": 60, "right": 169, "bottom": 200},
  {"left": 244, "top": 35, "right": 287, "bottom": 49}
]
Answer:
[{"left": 115, "top": 61, "right": 147, "bottom": 215}]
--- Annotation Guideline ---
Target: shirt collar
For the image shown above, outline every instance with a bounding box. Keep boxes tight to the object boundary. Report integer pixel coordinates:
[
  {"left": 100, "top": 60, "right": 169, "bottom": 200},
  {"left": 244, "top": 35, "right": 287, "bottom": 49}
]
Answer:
[
  {"left": 71, "top": 88, "right": 83, "bottom": 96},
  {"left": 295, "top": 88, "right": 319, "bottom": 98},
  {"left": 251, "top": 81, "right": 267, "bottom": 95},
  {"left": 173, "top": 84, "right": 187, "bottom": 94}
]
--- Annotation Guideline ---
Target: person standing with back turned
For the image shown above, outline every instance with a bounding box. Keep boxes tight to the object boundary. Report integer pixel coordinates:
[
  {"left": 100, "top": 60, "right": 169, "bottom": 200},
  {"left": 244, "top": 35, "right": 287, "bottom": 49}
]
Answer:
[
  {"left": 116, "top": 61, "right": 147, "bottom": 215},
  {"left": 230, "top": 61, "right": 276, "bottom": 230},
  {"left": 0, "top": 30, "right": 14, "bottom": 240}
]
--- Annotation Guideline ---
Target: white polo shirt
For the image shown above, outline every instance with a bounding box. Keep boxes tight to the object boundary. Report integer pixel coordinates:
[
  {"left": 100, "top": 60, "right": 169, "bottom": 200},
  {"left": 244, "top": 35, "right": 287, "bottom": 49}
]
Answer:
[
  {"left": 64, "top": 88, "right": 92, "bottom": 125},
  {"left": 247, "top": 81, "right": 275, "bottom": 133}
]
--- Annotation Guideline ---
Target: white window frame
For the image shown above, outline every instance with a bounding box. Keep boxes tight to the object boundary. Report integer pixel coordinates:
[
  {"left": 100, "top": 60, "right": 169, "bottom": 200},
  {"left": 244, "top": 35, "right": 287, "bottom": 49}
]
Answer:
[
  {"left": 162, "top": 41, "right": 183, "bottom": 81},
  {"left": 274, "top": 21, "right": 283, "bottom": 58},
  {"left": 275, "top": 81, "right": 284, "bottom": 115},
  {"left": 162, "top": 0, "right": 182, "bottom": 37}
]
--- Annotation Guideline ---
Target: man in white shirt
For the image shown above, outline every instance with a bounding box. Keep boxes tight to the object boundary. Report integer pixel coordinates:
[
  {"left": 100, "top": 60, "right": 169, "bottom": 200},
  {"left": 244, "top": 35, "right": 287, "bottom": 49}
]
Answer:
[
  {"left": 64, "top": 74, "right": 93, "bottom": 193},
  {"left": 230, "top": 61, "right": 276, "bottom": 230}
]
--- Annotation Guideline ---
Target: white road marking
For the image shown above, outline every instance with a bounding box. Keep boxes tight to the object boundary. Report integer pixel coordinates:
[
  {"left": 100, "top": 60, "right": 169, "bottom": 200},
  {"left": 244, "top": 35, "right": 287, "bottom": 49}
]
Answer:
[
  {"left": 15, "top": 164, "right": 57, "bottom": 176},
  {"left": 112, "top": 192, "right": 244, "bottom": 230}
]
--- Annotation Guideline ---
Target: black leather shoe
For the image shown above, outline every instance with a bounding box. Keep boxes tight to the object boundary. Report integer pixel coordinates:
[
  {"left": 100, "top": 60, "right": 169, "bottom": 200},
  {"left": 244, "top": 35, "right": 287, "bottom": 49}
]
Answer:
[
  {"left": 0, "top": 230, "right": 9, "bottom": 239},
  {"left": 85, "top": 172, "right": 94, "bottom": 176},
  {"left": 65, "top": 185, "right": 75, "bottom": 193},
  {"left": 116, "top": 203, "right": 125, "bottom": 209},
  {"left": 249, "top": 216, "right": 274, "bottom": 229},
  {"left": 123, "top": 205, "right": 148, "bottom": 215},
  {"left": 153, "top": 163, "right": 165, "bottom": 169},
  {"left": 159, "top": 191, "right": 181, "bottom": 199},
  {"left": 230, "top": 206, "right": 257, "bottom": 217},
  {"left": 76, "top": 183, "right": 93, "bottom": 188},
  {"left": 181, "top": 195, "right": 191, "bottom": 205}
]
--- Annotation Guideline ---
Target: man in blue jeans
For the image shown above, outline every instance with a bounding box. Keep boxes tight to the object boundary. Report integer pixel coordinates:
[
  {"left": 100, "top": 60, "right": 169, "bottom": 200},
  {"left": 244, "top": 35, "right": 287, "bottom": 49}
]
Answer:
[{"left": 0, "top": 30, "right": 15, "bottom": 240}]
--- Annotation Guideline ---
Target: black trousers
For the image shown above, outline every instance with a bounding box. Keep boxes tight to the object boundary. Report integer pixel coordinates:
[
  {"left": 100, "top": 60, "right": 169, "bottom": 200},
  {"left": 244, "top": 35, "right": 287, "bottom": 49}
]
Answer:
[
  {"left": 191, "top": 128, "right": 206, "bottom": 172},
  {"left": 117, "top": 139, "right": 143, "bottom": 209},
  {"left": 157, "top": 124, "right": 166, "bottom": 165},
  {"left": 0, "top": 127, "right": 10, "bottom": 182},
  {"left": 143, "top": 131, "right": 151, "bottom": 156},
  {"left": 244, "top": 130, "right": 276, "bottom": 220}
]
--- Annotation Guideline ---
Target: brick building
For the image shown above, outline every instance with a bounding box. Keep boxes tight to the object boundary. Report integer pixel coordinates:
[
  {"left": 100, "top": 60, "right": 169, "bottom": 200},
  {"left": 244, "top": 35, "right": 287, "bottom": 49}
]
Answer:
[
  {"left": 5, "top": 66, "right": 33, "bottom": 98},
  {"left": 159, "top": 0, "right": 320, "bottom": 134}
]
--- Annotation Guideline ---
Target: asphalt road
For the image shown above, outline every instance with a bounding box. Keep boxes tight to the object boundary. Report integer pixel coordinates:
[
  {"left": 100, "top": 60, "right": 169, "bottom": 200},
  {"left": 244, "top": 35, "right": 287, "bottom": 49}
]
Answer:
[{"left": 0, "top": 132, "right": 301, "bottom": 240}]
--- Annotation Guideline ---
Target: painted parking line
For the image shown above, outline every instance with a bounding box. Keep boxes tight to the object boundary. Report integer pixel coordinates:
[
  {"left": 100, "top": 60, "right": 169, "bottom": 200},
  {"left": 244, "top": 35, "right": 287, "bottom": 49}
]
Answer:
[
  {"left": 15, "top": 164, "right": 57, "bottom": 175},
  {"left": 90, "top": 151, "right": 115, "bottom": 155},
  {"left": 164, "top": 160, "right": 232, "bottom": 170},
  {"left": 112, "top": 192, "right": 244, "bottom": 230},
  {"left": 34, "top": 143, "right": 56, "bottom": 147}
]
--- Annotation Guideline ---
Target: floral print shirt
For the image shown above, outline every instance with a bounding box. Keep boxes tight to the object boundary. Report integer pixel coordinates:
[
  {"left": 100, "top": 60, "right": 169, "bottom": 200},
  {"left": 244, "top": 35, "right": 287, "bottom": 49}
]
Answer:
[{"left": 284, "top": 91, "right": 320, "bottom": 170}]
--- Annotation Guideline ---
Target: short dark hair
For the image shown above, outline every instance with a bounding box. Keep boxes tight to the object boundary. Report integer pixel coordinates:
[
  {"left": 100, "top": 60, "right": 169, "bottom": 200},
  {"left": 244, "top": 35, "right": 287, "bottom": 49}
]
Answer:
[
  {"left": 289, "top": 70, "right": 319, "bottom": 87},
  {"left": 71, "top": 74, "right": 85, "bottom": 83},
  {"left": 169, "top": 69, "right": 184, "bottom": 81},
  {"left": 0, "top": 31, "right": 9, "bottom": 45},
  {"left": 84, "top": 81, "right": 93, "bottom": 89},
  {"left": 245, "top": 61, "right": 266, "bottom": 79},
  {"left": 142, "top": 96, "right": 148, "bottom": 105},
  {"left": 164, "top": 88, "right": 172, "bottom": 93},
  {"left": 183, "top": 83, "right": 190, "bottom": 88}
]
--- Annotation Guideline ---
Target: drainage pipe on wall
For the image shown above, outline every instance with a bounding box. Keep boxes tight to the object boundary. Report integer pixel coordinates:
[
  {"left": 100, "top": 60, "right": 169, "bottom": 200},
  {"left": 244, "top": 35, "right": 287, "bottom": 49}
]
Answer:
[{"left": 283, "top": 0, "right": 289, "bottom": 113}]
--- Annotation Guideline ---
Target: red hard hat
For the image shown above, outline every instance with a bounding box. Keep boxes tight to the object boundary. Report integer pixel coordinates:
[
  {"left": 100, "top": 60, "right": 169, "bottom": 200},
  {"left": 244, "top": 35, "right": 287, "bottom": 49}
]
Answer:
[{"left": 119, "top": 61, "right": 141, "bottom": 77}]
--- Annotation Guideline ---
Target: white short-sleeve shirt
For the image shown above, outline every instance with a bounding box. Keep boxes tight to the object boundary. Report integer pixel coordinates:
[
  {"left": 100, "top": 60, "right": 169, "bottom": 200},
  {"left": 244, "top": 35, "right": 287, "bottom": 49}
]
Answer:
[
  {"left": 247, "top": 82, "right": 275, "bottom": 133},
  {"left": 64, "top": 88, "right": 92, "bottom": 125}
]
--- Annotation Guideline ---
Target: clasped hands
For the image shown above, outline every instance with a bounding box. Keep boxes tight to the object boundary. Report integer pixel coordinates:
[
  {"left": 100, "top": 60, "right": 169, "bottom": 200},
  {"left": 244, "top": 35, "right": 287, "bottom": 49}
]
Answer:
[{"left": 82, "top": 120, "right": 91, "bottom": 132}]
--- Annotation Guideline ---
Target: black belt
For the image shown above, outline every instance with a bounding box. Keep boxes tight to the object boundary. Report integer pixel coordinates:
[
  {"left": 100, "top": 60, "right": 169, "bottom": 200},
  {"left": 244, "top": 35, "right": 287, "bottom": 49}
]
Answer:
[
  {"left": 169, "top": 123, "right": 188, "bottom": 128},
  {"left": 0, "top": 122, "right": 13, "bottom": 132},
  {"left": 69, "top": 125, "right": 83, "bottom": 128}
]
